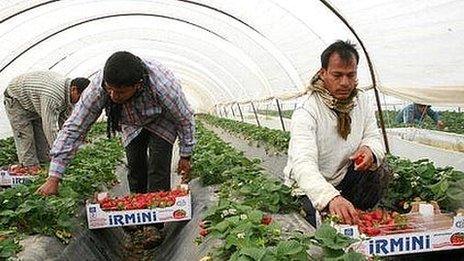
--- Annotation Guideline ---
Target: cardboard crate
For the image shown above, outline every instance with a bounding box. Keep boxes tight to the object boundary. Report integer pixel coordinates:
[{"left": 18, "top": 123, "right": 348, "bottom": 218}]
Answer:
[
  {"left": 337, "top": 215, "right": 464, "bottom": 256},
  {"left": 0, "top": 170, "right": 35, "bottom": 187},
  {"left": 86, "top": 193, "right": 192, "bottom": 229}
]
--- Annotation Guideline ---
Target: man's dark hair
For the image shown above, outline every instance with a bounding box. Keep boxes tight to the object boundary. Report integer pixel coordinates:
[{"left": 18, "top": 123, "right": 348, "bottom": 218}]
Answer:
[
  {"left": 415, "top": 103, "right": 431, "bottom": 108},
  {"left": 103, "top": 51, "right": 149, "bottom": 138},
  {"left": 70, "top": 77, "right": 90, "bottom": 92},
  {"left": 103, "top": 51, "right": 146, "bottom": 86},
  {"left": 321, "top": 40, "right": 359, "bottom": 69}
]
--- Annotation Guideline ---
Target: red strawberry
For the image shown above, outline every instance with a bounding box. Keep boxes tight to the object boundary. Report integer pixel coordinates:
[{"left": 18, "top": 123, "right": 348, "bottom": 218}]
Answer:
[
  {"left": 365, "top": 227, "right": 381, "bottom": 236},
  {"left": 354, "top": 154, "right": 365, "bottom": 166},
  {"left": 199, "top": 229, "right": 208, "bottom": 237},
  {"left": 362, "top": 214, "right": 373, "bottom": 222},
  {"left": 261, "top": 214, "right": 272, "bottom": 225},
  {"left": 372, "top": 210, "right": 382, "bottom": 220}
]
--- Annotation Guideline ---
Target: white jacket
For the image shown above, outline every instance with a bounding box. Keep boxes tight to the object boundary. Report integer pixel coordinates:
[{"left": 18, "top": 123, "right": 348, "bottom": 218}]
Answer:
[{"left": 283, "top": 90, "right": 385, "bottom": 211}]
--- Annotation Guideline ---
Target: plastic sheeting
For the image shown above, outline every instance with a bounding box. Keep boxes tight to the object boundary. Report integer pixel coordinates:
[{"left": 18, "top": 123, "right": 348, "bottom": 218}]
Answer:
[
  {"left": 0, "top": 0, "right": 462, "bottom": 125},
  {"left": 387, "top": 127, "right": 464, "bottom": 153}
]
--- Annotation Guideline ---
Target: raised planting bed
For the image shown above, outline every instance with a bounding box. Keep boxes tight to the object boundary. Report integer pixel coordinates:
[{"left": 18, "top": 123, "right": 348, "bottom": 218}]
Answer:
[
  {"left": 0, "top": 122, "right": 123, "bottom": 259},
  {"left": 199, "top": 114, "right": 290, "bottom": 154},
  {"left": 194, "top": 120, "right": 366, "bottom": 260},
  {"left": 201, "top": 115, "right": 464, "bottom": 259}
]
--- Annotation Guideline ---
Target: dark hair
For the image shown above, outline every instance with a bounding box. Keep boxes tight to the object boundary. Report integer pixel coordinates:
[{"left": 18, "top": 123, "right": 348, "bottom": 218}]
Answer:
[
  {"left": 103, "top": 51, "right": 145, "bottom": 86},
  {"left": 321, "top": 40, "right": 359, "bottom": 69},
  {"left": 70, "top": 77, "right": 90, "bottom": 92},
  {"left": 103, "top": 51, "right": 149, "bottom": 138},
  {"left": 414, "top": 103, "right": 431, "bottom": 108}
]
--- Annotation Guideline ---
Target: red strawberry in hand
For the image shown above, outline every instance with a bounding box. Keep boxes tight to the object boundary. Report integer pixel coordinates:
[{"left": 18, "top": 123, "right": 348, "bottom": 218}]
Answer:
[
  {"left": 199, "top": 228, "right": 208, "bottom": 237},
  {"left": 354, "top": 154, "right": 365, "bottom": 166}
]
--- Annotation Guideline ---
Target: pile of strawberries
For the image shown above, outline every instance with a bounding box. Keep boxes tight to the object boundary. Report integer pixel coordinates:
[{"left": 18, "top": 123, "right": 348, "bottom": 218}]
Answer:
[
  {"left": 8, "top": 165, "right": 40, "bottom": 176},
  {"left": 357, "top": 209, "right": 411, "bottom": 236},
  {"left": 98, "top": 188, "right": 188, "bottom": 211}
]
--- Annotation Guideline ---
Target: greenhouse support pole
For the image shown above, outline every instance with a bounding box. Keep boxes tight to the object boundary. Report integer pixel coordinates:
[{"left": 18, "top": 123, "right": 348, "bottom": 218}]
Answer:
[
  {"left": 319, "top": 0, "right": 390, "bottom": 153},
  {"left": 276, "top": 99, "right": 286, "bottom": 132},
  {"left": 237, "top": 103, "right": 244, "bottom": 122},
  {"left": 250, "top": 102, "right": 261, "bottom": 127},
  {"left": 223, "top": 107, "right": 228, "bottom": 118},
  {"left": 230, "top": 104, "right": 236, "bottom": 118},
  {"left": 373, "top": 88, "right": 390, "bottom": 153},
  {"left": 218, "top": 106, "right": 223, "bottom": 117}
]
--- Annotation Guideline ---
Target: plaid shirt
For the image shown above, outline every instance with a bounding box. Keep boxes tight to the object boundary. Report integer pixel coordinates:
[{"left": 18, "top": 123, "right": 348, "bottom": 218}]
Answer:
[{"left": 49, "top": 59, "right": 195, "bottom": 178}]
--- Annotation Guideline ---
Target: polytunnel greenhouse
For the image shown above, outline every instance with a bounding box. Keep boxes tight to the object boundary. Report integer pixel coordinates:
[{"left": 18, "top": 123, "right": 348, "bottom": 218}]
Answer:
[{"left": 0, "top": 0, "right": 463, "bottom": 260}]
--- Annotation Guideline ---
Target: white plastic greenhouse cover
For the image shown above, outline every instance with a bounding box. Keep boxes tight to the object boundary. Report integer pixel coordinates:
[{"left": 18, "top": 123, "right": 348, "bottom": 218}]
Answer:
[{"left": 0, "top": 0, "right": 463, "bottom": 135}]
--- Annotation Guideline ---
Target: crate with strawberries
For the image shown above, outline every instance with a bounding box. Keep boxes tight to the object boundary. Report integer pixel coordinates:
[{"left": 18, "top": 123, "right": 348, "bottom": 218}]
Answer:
[
  {"left": 0, "top": 165, "right": 40, "bottom": 187},
  {"left": 355, "top": 209, "right": 414, "bottom": 237},
  {"left": 332, "top": 203, "right": 464, "bottom": 257},
  {"left": 86, "top": 185, "right": 192, "bottom": 229}
]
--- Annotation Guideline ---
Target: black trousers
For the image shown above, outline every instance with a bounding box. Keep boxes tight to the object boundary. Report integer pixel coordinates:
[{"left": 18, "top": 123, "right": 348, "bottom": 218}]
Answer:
[
  {"left": 125, "top": 129, "right": 173, "bottom": 194},
  {"left": 300, "top": 162, "right": 392, "bottom": 227}
]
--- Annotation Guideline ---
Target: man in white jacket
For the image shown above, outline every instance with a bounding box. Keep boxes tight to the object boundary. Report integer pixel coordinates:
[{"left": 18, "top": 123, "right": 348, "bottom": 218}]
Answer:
[{"left": 284, "top": 40, "right": 388, "bottom": 227}]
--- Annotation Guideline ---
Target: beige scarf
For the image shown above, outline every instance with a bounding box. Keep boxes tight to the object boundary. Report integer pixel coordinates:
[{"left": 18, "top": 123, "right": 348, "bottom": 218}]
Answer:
[{"left": 308, "top": 72, "right": 357, "bottom": 140}]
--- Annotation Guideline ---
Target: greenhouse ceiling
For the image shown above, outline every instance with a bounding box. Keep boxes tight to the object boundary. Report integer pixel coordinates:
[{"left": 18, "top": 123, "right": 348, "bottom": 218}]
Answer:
[{"left": 0, "top": 0, "right": 463, "bottom": 113}]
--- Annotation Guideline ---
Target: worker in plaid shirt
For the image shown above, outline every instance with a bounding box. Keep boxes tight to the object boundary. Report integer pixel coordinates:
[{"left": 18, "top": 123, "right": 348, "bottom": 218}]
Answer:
[{"left": 37, "top": 51, "right": 195, "bottom": 197}]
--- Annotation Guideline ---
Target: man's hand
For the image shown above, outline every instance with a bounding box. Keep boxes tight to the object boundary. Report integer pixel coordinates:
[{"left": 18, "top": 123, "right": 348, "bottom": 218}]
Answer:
[
  {"left": 349, "top": 146, "right": 374, "bottom": 171},
  {"left": 437, "top": 120, "right": 445, "bottom": 130},
  {"left": 177, "top": 157, "right": 192, "bottom": 184},
  {"left": 36, "top": 176, "right": 60, "bottom": 196},
  {"left": 328, "top": 195, "right": 359, "bottom": 225}
]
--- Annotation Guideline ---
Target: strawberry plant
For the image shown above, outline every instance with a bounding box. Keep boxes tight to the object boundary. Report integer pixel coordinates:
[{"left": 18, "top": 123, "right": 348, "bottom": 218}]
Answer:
[
  {"left": 382, "top": 155, "right": 464, "bottom": 212},
  {"left": 379, "top": 110, "right": 464, "bottom": 135},
  {"left": 257, "top": 109, "right": 293, "bottom": 119},
  {"left": 194, "top": 120, "right": 366, "bottom": 260},
  {"left": 192, "top": 125, "right": 262, "bottom": 186},
  {"left": 193, "top": 122, "right": 296, "bottom": 213},
  {"left": 311, "top": 223, "right": 365, "bottom": 260},
  {"left": 199, "top": 114, "right": 290, "bottom": 153},
  {"left": 199, "top": 199, "right": 311, "bottom": 260},
  {"left": 219, "top": 172, "right": 297, "bottom": 213},
  {"left": 0, "top": 123, "right": 124, "bottom": 258},
  {"left": 0, "top": 137, "right": 17, "bottom": 167}
]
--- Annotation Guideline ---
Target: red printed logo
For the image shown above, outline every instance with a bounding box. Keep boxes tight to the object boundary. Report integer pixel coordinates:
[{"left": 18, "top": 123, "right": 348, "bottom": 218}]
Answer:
[{"left": 450, "top": 233, "right": 464, "bottom": 246}]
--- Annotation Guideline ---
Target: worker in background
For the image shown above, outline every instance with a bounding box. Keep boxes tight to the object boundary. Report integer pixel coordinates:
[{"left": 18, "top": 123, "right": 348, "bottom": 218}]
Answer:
[
  {"left": 396, "top": 103, "right": 445, "bottom": 129},
  {"left": 3, "top": 71, "right": 90, "bottom": 173}
]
